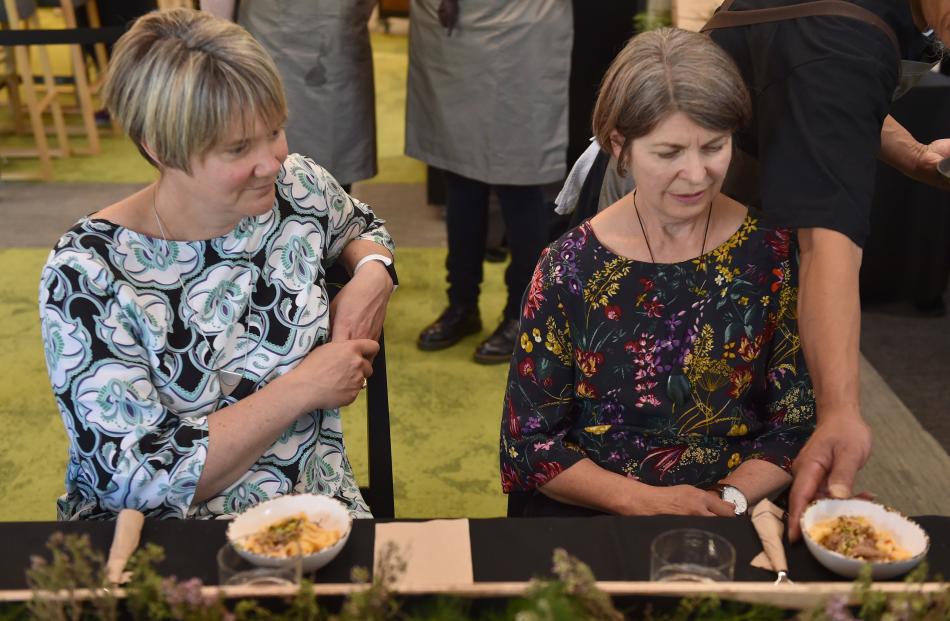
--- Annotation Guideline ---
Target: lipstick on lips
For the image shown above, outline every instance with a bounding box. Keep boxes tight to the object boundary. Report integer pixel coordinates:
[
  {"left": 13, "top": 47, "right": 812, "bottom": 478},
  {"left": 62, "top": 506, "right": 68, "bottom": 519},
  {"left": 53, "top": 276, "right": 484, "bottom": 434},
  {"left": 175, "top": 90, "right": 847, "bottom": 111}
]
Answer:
[{"left": 669, "top": 189, "right": 707, "bottom": 205}]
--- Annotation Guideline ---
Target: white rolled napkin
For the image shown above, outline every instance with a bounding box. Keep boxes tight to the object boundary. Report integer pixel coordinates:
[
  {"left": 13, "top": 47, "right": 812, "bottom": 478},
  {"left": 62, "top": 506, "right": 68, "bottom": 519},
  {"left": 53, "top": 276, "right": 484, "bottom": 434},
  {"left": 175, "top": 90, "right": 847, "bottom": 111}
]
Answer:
[
  {"left": 750, "top": 499, "right": 788, "bottom": 573},
  {"left": 106, "top": 509, "right": 145, "bottom": 584}
]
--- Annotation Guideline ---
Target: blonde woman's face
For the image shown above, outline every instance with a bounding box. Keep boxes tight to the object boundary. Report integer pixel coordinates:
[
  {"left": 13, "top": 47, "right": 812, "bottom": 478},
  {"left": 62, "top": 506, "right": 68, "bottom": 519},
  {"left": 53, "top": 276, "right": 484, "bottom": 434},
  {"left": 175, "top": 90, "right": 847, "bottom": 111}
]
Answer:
[
  {"left": 617, "top": 112, "right": 732, "bottom": 222},
  {"left": 190, "top": 117, "right": 289, "bottom": 219}
]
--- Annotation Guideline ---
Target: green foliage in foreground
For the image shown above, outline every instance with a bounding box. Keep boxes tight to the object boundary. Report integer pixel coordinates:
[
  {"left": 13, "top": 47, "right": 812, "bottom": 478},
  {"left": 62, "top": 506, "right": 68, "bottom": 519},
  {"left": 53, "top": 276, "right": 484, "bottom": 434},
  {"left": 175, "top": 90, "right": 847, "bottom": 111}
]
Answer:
[{"left": 3, "top": 533, "right": 949, "bottom": 621}]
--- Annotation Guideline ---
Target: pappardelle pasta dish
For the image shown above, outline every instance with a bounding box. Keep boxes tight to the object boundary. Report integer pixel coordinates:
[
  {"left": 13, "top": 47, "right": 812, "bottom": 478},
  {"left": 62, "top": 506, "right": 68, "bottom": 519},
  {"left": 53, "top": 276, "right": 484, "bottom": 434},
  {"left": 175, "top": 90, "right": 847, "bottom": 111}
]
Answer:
[
  {"left": 240, "top": 513, "right": 342, "bottom": 558},
  {"left": 809, "top": 515, "right": 911, "bottom": 562}
]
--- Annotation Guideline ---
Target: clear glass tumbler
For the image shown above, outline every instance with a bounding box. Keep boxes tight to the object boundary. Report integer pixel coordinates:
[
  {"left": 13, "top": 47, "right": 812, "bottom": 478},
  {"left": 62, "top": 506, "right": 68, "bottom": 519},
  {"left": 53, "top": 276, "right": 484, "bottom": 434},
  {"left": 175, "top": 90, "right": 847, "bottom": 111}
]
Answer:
[
  {"left": 650, "top": 528, "right": 736, "bottom": 582},
  {"left": 216, "top": 542, "right": 302, "bottom": 586}
]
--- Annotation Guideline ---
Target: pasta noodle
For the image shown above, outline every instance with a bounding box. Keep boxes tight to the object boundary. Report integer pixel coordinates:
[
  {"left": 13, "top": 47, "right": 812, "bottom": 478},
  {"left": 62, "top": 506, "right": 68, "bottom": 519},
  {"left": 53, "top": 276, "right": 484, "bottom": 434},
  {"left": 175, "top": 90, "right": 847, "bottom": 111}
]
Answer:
[
  {"left": 240, "top": 513, "right": 341, "bottom": 558},
  {"left": 809, "top": 515, "right": 911, "bottom": 562}
]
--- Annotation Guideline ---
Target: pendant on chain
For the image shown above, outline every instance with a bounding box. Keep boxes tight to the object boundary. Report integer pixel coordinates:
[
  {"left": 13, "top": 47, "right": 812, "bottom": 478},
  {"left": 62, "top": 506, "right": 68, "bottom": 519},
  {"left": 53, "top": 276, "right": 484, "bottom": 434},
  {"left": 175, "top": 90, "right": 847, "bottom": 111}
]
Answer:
[{"left": 217, "top": 369, "right": 243, "bottom": 397}]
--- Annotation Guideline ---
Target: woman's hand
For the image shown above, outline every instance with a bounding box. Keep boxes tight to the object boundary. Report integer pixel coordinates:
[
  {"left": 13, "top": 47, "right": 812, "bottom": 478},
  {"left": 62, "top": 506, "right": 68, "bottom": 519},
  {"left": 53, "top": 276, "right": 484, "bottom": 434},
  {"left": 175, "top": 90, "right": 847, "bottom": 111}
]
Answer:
[
  {"left": 329, "top": 262, "right": 392, "bottom": 342},
  {"left": 538, "top": 459, "right": 738, "bottom": 516},
  {"left": 632, "top": 485, "right": 738, "bottom": 517},
  {"left": 285, "top": 339, "right": 379, "bottom": 411}
]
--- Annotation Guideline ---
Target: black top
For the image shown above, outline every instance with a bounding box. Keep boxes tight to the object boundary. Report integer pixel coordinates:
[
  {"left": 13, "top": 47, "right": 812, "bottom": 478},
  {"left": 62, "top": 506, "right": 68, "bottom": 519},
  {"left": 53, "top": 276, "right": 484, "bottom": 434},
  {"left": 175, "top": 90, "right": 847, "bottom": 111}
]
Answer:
[{"left": 709, "top": 0, "right": 936, "bottom": 246}]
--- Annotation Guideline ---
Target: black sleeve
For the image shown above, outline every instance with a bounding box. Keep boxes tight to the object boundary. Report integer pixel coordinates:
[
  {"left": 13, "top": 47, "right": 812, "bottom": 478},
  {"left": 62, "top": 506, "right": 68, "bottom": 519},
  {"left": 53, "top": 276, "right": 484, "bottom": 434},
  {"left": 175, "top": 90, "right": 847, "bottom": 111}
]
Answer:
[{"left": 752, "top": 26, "right": 897, "bottom": 247}]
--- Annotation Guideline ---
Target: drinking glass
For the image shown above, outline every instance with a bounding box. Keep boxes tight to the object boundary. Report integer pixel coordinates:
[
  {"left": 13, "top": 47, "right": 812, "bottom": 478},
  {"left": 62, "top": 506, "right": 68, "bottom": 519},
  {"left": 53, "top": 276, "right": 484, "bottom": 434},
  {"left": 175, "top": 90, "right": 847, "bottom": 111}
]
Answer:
[
  {"left": 216, "top": 542, "right": 301, "bottom": 586},
  {"left": 650, "top": 529, "right": 735, "bottom": 582},
  {"left": 938, "top": 156, "right": 950, "bottom": 180}
]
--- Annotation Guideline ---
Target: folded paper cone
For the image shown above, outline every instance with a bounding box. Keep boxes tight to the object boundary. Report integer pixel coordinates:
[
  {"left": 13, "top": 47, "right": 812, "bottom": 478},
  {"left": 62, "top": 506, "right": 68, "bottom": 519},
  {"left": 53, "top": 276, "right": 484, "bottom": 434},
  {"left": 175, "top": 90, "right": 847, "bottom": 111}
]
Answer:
[
  {"left": 106, "top": 509, "right": 145, "bottom": 584},
  {"left": 750, "top": 499, "right": 787, "bottom": 573}
]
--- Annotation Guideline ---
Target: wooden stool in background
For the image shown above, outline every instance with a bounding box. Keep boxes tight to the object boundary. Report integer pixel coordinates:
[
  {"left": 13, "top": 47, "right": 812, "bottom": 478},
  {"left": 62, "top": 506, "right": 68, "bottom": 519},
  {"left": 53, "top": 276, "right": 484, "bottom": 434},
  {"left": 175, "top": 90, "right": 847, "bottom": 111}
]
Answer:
[
  {"left": 34, "top": 0, "right": 102, "bottom": 153},
  {"left": 1, "top": 0, "right": 70, "bottom": 179}
]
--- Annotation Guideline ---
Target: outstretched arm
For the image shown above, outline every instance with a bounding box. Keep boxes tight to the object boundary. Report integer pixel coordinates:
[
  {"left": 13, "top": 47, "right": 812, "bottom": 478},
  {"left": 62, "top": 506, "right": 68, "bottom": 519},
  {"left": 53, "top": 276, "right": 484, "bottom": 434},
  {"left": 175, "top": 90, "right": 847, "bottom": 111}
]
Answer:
[{"left": 787, "top": 228, "right": 872, "bottom": 541}]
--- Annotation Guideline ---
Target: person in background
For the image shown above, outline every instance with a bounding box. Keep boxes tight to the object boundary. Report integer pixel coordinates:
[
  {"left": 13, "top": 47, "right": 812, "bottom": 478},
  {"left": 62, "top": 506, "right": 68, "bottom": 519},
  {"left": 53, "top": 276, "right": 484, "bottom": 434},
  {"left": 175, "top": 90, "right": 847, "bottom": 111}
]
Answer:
[
  {"left": 704, "top": 0, "right": 950, "bottom": 540},
  {"left": 201, "top": 0, "right": 377, "bottom": 192},
  {"left": 408, "top": 0, "right": 572, "bottom": 364},
  {"left": 39, "top": 9, "right": 396, "bottom": 520},
  {"left": 501, "top": 28, "right": 815, "bottom": 518}
]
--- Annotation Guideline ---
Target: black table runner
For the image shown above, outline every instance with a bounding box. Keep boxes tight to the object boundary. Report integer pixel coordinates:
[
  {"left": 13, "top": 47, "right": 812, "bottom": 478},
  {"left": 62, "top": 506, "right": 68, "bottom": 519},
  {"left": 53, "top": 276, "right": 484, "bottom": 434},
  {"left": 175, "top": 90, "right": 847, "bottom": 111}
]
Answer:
[{"left": 2, "top": 516, "right": 948, "bottom": 590}]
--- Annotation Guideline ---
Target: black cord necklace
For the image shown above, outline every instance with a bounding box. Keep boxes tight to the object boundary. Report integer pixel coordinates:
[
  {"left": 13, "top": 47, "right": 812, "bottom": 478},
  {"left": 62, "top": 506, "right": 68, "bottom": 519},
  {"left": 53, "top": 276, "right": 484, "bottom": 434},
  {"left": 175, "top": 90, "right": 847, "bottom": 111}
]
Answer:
[
  {"left": 631, "top": 189, "right": 714, "bottom": 409},
  {"left": 633, "top": 189, "right": 713, "bottom": 263}
]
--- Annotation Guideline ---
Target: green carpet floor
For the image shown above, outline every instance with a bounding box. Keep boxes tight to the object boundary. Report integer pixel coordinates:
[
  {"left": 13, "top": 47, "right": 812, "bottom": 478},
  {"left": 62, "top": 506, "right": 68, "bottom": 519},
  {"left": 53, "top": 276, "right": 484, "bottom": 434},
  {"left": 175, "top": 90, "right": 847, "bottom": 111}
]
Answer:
[{"left": 0, "top": 247, "right": 510, "bottom": 521}]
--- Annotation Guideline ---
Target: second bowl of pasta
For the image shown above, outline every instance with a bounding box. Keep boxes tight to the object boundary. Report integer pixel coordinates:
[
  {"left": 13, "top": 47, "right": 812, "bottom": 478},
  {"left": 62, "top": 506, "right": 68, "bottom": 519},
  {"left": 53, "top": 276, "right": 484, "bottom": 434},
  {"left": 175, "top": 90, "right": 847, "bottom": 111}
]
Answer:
[{"left": 227, "top": 493, "right": 353, "bottom": 573}]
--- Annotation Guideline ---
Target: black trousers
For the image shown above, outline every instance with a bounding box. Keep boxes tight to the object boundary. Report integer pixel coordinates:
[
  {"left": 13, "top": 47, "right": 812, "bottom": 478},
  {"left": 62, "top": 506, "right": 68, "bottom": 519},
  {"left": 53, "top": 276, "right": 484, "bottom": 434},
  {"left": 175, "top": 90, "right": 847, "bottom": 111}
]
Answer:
[{"left": 444, "top": 171, "right": 548, "bottom": 320}]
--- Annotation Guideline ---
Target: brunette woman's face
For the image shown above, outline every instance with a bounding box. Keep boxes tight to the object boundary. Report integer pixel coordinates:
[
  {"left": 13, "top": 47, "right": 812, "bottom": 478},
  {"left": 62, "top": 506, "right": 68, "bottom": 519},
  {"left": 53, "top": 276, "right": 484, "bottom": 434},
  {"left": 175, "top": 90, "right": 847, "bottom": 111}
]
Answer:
[{"left": 613, "top": 112, "right": 732, "bottom": 223}]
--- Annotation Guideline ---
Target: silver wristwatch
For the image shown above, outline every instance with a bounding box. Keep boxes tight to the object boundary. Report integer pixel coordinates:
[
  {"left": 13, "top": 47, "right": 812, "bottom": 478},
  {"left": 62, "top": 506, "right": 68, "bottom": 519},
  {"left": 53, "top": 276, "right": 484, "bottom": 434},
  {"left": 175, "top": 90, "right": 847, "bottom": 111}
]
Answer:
[{"left": 714, "top": 483, "right": 749, "bottom": 516}]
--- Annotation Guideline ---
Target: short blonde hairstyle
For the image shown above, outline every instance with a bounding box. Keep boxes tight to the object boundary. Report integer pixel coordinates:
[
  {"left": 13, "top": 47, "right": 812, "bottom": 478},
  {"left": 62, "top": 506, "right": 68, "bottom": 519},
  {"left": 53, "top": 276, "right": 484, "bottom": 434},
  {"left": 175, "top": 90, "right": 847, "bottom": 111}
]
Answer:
[
  {"left": 592, "top": 28, "right": 751, "bottom": 175},
  {"left": 103, "top": 8, "right": 287, "bottom": 172}
]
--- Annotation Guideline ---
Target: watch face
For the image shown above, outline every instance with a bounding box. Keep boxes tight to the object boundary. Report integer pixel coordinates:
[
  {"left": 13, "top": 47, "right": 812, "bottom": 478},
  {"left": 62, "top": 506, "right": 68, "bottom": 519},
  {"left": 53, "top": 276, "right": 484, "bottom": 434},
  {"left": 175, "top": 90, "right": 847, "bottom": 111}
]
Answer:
[{"left": 721, "top": 486, "right": 748, "bottom": 515}]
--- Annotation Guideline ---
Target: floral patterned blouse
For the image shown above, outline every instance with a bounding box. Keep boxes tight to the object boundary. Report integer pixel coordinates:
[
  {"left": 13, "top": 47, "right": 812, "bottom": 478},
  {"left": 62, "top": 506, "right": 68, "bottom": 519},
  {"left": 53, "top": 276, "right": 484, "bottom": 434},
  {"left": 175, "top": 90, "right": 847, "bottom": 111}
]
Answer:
[
  {"left": 40, "top": 154, "right": 394, "bottom": 520},
  {"left": 500, "top": 216, "right": 816, "bottom": 495}
]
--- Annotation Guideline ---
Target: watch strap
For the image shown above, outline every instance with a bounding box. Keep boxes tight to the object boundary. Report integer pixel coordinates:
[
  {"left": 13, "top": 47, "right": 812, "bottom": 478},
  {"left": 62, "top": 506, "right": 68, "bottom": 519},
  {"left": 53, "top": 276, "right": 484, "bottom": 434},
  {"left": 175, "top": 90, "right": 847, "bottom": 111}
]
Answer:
[{"left": 354, "top": 253, "right": 398, "bottom": 290}]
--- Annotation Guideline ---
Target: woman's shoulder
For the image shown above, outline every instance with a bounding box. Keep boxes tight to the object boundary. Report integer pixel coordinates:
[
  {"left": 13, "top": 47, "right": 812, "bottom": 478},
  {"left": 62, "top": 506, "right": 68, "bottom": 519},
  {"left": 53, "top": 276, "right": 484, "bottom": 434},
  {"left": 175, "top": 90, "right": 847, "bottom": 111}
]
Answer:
[
  {"left": 727, "top": 212, "right": 797, "bottom": 265},
  {"left": 534, "top": 221, "right": 610, "bottom": 295},
  {"left": 42, "top": 219, "right": 122, "bottom": 297},
  {"left": 275, "top": 153, "right": 352, "bottom": 213}
]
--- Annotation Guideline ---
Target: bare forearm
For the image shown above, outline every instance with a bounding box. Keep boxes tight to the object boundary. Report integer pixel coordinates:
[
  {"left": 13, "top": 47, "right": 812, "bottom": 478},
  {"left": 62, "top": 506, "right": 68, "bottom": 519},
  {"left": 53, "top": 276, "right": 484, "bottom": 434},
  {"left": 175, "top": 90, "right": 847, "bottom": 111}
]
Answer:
[
  {"left": 338, "top": 239, "right": 393, "bottom": 275},
  {"left": 193, "top": 374, "right": 309, "bottom": 503},
  {"left": 539, "top": 459, "right": 737, "bottom": 516},
  {"left": 539, "top": 459, "right": 647, "bottom": 515},
  {"left": 199, "top": 0, "right": 236, "bottom": 19},
  {"left": 720, "top": 459, "right": 793, "bottom": 506},
  {"left": 797, "top": 228, "right": 863, "bottom": 417}
]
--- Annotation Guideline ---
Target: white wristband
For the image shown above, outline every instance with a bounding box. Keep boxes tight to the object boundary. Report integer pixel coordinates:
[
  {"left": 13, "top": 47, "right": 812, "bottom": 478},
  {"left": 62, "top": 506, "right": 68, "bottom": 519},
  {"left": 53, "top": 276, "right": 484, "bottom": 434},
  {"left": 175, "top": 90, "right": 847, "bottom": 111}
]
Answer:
[{"left": 353, "top": 253, "right": 397, "bottom": 291}]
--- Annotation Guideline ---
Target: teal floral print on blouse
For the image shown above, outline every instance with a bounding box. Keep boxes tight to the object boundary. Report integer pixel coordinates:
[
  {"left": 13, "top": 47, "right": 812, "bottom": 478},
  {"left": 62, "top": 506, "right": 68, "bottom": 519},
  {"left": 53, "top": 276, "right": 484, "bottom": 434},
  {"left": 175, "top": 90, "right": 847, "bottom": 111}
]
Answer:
[
  {"left": 500, "top": 216, "right": 816, "bottom": 494},
  {"left": 40, "top": 154, "right": 393, "bottom": 520}
]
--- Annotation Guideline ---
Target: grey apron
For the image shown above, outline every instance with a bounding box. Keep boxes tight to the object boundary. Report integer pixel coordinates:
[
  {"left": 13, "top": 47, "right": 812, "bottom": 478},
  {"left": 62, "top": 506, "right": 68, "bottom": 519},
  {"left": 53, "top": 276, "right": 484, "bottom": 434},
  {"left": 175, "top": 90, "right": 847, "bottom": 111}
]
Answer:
[
  {"left": 239, "top": 0, "right": 377, "bottom": 185},
  {"left": 405, "top": 0, "right": 572, "bottom": 186}
]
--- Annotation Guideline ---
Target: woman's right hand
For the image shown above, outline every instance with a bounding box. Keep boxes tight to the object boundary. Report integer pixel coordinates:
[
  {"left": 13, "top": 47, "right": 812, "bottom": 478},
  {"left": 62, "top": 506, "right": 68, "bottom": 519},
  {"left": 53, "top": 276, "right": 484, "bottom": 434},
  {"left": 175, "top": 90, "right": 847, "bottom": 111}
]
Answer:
[
  {"left": 633, "top": 485, "right": 738, "bottom": 517},
  {"left": 284, "top": 339, "right": 379, "bottom": 412}
]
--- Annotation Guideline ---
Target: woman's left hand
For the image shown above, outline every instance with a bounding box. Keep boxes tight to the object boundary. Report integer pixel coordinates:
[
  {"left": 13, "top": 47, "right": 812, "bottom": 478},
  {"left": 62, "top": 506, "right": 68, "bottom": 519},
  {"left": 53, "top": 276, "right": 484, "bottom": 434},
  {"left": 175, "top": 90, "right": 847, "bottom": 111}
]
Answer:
[{"left": 329, "top": 262, "right": 393, "bottom": 342}]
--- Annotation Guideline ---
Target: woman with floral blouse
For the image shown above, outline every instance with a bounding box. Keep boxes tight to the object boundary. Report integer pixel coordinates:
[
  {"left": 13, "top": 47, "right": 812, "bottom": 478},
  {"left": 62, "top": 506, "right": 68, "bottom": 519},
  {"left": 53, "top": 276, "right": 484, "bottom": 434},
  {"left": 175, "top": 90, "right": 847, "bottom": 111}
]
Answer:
[{"left": 500, "top": 28, "right": 816, "bottom": 517}]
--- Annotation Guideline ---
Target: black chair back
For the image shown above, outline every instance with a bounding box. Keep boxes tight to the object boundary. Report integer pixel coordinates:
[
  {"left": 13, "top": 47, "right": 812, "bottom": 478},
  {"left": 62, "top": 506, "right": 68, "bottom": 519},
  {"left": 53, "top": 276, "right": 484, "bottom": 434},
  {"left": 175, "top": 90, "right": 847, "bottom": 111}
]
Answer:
[{"left": 324, "top": 263, "right": 395, "bottom": 518}]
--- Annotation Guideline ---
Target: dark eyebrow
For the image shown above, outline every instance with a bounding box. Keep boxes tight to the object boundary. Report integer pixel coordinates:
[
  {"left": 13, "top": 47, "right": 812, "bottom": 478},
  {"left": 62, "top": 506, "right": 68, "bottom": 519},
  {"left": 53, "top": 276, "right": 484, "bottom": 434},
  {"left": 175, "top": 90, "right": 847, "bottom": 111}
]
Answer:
[{"left": 652, "top": 136, "right": 727, "bottom": 149}]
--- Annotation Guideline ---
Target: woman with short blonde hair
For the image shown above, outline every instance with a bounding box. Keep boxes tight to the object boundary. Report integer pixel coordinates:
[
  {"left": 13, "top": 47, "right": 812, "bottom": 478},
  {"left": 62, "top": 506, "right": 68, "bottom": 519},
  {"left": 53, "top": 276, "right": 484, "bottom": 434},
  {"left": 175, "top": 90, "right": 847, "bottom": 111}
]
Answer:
[
  {"left": 103, "top": 7, "right": 287, "bottom": 172},
  {"left": 40, "top": 9, "right": 397, "bottom": 520}
]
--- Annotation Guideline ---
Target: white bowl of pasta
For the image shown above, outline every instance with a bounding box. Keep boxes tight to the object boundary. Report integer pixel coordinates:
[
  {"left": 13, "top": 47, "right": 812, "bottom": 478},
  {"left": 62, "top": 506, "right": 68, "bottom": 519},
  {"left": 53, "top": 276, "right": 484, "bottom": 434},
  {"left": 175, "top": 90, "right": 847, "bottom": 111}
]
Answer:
[
  {"left": 801, "top": 498, "right": 929, "bottom": 579},
  {"left": 227, "top": 494, "right": 353, "bottom": 573}
]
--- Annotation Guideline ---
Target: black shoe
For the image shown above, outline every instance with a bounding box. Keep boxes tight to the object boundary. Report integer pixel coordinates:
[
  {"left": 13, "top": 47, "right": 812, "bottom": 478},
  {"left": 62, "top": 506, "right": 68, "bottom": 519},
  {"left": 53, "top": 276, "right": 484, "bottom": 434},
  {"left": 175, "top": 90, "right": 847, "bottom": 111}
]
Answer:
[
  {"left": 417, "top": 306, "right": 482, "bottom": 351},
  {"left": 915, "top": 296, "right": 947, "bottom": 318},
  {"left": 473, "top": 318, "right": 520, "bottom": 364},
  {"left": 484, "top": 246, "right": 508, "bottom": 263}
]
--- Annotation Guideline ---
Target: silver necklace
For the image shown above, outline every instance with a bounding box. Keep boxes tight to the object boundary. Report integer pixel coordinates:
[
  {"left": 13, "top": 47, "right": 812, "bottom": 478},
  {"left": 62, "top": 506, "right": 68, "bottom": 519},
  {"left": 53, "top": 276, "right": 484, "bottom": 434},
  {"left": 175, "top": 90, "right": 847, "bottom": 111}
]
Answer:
[{"left": 152, "top": 186, "right": 254, "bottom": 397}]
